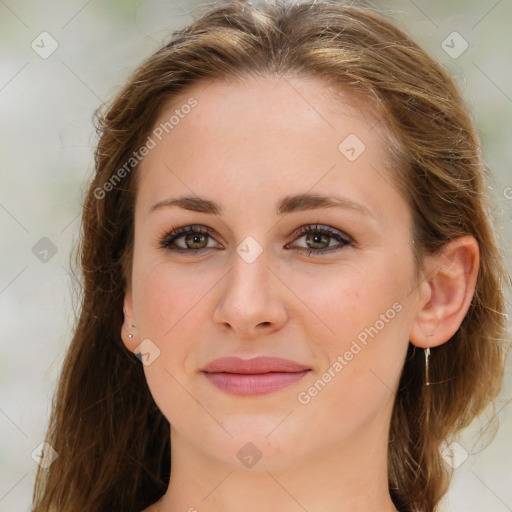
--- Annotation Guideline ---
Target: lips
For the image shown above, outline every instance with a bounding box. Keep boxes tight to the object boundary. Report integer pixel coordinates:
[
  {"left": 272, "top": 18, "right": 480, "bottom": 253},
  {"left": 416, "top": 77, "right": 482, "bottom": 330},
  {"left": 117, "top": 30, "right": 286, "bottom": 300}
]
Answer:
[{"left": 201, "top": 356, "right": 311, "bottom": 396}]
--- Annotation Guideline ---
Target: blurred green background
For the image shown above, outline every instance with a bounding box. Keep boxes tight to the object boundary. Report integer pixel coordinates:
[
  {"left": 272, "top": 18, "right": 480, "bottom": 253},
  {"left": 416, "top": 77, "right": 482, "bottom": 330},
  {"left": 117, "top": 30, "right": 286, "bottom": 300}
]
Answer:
[{"left": 0, "top": 0, "right": 510, "bottom": 510}]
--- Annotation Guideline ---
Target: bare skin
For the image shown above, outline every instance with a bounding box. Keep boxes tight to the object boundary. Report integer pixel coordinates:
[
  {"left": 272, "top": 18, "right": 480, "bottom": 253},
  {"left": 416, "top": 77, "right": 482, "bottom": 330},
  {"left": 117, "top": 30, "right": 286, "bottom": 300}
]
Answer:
[{"left": 121, "top": 75, "right": 479, "bottom": 512}]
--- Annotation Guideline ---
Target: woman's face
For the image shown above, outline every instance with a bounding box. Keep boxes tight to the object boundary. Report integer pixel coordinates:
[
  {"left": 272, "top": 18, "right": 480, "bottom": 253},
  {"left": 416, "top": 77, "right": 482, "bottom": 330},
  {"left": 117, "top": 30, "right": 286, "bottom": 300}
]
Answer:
[{"left": 124, "top": 75, "right": 424, "bottom": 471}]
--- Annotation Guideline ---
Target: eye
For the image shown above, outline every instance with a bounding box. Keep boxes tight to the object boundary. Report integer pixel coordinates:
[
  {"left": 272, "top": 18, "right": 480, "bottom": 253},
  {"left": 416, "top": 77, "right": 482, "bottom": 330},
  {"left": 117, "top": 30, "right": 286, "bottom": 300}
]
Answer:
[
  {"left": 158, "top": 224, "right": 221, "bottom": 254},
  {"left": 287, "top": 224, "right": 352, "bottom": 256},
  {"left": 158, "top": 223, "right": 352, "bottom": 256}
]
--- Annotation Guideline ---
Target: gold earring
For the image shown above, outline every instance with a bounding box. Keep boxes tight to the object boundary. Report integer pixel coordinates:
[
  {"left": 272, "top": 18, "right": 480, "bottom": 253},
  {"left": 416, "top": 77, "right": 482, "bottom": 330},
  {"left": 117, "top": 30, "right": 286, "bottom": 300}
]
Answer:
[{"left": 424, "top": 347, "right": 431, "bottom": 386}]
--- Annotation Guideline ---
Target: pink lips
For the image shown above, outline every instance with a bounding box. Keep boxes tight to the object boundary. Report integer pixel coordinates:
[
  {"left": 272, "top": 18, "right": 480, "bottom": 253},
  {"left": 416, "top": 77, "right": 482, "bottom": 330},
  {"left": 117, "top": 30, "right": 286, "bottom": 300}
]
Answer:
[{"left": 201, "top": 356, "right": 311, "bottom": 396}]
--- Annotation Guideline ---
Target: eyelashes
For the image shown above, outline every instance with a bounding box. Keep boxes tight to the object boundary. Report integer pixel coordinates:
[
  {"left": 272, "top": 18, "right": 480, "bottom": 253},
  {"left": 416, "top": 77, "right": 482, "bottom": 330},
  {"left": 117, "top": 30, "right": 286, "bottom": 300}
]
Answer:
[
  {"left": 288, "top": 224, "right": 352, "bottom": 256},
  {"left": 158, "top": 223, "right": 353, "bottom": 257},
  {"left": 159, "top": 225, "right": 218, "bottom": 255}
]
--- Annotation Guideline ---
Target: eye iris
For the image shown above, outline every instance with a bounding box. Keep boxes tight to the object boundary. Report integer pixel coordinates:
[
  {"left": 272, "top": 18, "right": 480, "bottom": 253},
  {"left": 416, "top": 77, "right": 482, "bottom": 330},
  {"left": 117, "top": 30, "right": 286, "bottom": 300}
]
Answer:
[
  {"left": 306, "top": 232, "right": 329, "bottom": 249},
  {"left": 185, "top": 232, "right": 208, "bottom": 249}
]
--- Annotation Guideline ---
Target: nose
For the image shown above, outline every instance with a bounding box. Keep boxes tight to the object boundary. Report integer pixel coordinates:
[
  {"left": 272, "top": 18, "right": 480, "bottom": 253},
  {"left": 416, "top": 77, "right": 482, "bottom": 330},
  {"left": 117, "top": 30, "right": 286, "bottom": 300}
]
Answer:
[{"left": 213, "top": 250, "right": 288, "bottom": 339}]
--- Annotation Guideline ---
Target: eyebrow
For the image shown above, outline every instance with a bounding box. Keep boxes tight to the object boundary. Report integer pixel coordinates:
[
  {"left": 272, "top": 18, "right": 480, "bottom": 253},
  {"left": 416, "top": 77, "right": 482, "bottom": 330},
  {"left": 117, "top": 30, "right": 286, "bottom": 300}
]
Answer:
[{"left": 150, "top": 193, "right": 374, "bottom": 217}]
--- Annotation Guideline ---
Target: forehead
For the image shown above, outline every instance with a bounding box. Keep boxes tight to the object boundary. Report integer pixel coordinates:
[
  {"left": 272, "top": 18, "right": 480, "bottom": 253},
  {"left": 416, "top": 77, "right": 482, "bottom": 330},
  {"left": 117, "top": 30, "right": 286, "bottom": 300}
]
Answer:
[
  {"left": 157, "top": 74, "right": 385, "bottom": 141},
  {"left": 135, "top": 74, "right": 404, "bottom": 222}
]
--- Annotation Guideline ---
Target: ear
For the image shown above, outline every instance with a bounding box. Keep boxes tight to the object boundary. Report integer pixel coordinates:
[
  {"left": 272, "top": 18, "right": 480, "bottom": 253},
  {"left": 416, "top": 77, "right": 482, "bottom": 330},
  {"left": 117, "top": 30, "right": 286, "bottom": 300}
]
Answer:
[
  {"left": 121, "top": 288, "right": 139, "bottom": 353},
  {"left": 409, "top": 235, "right": 479, "bottom": 349}
]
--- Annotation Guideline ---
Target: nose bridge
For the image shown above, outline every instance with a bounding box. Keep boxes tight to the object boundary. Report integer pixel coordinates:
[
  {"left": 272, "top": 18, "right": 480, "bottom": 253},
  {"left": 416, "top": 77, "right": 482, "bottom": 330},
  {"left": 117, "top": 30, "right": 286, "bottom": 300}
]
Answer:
[
  {"left": 227, "top": 242, "right": 271, "bottom": 306},
  {"left": 223, "top": 215, "right": 271, "bottom": 292}
]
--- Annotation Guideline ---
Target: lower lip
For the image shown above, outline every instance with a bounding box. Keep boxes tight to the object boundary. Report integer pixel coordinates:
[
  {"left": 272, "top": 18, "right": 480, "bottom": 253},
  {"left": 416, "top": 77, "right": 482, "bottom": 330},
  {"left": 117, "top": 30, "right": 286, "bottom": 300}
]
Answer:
[{"left": 203, "top": 370, "right": 310, "bottom": 396}]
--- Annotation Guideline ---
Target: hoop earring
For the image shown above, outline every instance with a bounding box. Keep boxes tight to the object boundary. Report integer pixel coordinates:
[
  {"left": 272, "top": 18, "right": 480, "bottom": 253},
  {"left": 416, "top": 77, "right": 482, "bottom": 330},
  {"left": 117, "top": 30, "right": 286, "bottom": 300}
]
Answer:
[{"left": 424, "top": 347, "right": 431, "bottom": 386}]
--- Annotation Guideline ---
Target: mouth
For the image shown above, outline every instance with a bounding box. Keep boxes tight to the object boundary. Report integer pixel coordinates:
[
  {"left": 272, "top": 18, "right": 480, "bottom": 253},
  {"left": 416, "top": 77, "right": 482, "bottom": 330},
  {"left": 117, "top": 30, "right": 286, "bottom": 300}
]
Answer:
[{"left": 201, "top": 356, "right": 312, "bottom": 396}]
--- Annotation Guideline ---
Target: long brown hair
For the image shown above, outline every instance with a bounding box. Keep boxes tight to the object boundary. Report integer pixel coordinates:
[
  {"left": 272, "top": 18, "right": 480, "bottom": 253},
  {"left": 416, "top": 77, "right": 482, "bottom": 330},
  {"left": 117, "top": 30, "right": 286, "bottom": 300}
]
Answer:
[{"left": 32, "top": 1, "right": 510, "bottom": 511}]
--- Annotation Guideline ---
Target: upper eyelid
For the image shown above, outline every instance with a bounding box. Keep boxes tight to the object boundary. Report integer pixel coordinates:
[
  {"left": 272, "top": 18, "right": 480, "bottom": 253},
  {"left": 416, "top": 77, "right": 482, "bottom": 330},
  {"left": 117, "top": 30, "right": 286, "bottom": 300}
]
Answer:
[{"left": 293, "top": 224, "right": 352, "bottom": 241}]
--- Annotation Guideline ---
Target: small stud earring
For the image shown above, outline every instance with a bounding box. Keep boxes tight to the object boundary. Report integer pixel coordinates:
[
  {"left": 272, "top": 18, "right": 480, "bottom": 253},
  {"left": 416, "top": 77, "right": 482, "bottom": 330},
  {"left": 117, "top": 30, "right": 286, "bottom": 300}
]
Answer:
[{"left": 128, "top": 323, "right": 136, "bottom": 339}]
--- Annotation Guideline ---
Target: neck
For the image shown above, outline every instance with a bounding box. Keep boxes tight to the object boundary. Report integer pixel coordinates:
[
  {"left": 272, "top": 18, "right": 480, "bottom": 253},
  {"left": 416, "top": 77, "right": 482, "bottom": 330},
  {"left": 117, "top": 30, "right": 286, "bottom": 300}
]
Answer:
[{"left": 153, "top": 414, "right": 398, "bottom": 512}]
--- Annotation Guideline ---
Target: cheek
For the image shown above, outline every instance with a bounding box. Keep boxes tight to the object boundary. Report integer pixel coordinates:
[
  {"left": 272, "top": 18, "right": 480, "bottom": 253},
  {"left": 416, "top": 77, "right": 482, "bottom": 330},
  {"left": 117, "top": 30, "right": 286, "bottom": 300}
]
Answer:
[
  {"left": 131, "top": 263, "right": 203, "bottom": 424},
  {"left": 291, "top": 256, "right": 412, "bottom": 409},
  {"left": 288, "top": 256, "right": 411, "bottom": 347},
  {"left": 132, "top": 260, "right": 211, "bottom": 339},
  {"left": 294, "top": 302, "right": 409, "bottom": 450},
  {"left": 131, "top": 263, "right": 199, "bottom": 393}
]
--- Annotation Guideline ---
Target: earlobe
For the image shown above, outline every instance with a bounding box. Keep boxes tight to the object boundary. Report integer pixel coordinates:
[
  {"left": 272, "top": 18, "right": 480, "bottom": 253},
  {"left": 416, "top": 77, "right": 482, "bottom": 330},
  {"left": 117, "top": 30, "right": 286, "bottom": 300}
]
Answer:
[
  {"left": 409, "top": 235, "right": 480, "bottom": 349},
  {"left": 121, "top": 291, "right": 139, "bottom": 352}
]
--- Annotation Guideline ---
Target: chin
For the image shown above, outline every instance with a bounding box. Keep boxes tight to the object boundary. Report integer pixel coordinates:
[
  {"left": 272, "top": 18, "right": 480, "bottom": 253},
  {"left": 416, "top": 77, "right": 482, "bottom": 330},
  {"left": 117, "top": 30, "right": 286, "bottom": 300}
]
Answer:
[{"left": 198, "top": 415, "right": 309, "bottom": 472}]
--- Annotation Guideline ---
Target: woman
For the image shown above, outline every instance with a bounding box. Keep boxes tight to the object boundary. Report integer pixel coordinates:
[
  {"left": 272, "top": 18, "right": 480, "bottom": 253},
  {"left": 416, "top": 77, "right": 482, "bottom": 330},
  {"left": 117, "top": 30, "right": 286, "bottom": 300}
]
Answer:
[{"left": 32, "top": 1, "right": 510, "bottom": 511}]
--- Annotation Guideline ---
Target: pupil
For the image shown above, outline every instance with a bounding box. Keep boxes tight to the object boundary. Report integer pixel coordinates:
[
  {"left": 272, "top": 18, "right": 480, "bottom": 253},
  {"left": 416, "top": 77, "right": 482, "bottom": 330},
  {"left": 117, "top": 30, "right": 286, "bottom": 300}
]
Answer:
[{"left": 187, "top": 233, "right": 206, "bottom": 248}]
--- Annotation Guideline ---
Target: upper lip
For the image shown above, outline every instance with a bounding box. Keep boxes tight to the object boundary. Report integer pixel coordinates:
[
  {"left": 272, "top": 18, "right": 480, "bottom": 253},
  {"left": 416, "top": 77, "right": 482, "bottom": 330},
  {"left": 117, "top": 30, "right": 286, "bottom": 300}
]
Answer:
[{"left": 201, "top": 356, "right": 310, "bottom": 374}]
